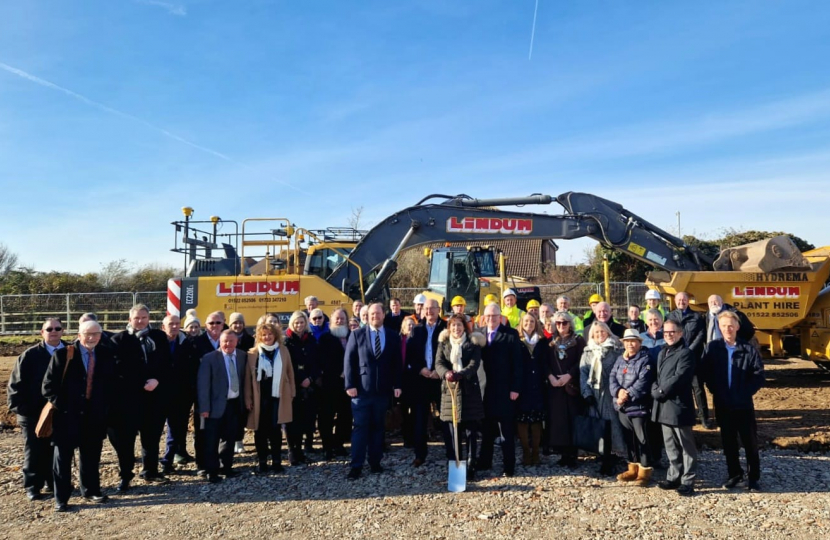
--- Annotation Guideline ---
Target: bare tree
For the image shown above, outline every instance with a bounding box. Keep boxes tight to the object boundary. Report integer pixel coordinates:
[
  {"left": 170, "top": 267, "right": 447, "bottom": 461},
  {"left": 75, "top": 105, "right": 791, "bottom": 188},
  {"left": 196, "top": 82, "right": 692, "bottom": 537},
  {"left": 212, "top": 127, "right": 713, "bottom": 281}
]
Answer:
[
  {"left": 0, "top": 243, "right": 19, "bottom": 275},
  {"left": 348, "top": 206, "right": 364, "bottom": 230},
  {"left": 98, "top": 259, "right": 131, "bottom": 290}
]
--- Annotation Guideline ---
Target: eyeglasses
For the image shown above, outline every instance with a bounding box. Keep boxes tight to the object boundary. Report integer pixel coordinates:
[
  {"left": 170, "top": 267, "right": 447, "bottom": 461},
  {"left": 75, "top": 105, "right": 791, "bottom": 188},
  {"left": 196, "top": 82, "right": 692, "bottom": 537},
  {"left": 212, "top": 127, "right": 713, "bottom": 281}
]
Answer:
[
  {"left": 311, "top": 317, "right": 323, "bottom": 321},
  {"left": 663, "top": 330, "right": 679, "bottom": 335},
  {"left": 45, "top": 327, "right": 63, "bottom": 332},
  {"left": 554, "top": 321, "right": 568, "bottom": 326},
  {"left": 207, "top": 321, "right": 223, "bottom": 326}
]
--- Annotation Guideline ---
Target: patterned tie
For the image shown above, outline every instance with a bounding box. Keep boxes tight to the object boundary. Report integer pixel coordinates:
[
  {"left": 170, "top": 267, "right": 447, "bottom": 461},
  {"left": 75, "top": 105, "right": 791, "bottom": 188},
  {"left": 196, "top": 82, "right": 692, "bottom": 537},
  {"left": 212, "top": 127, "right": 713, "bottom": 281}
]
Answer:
[
  {"left": 85, "top": 349, "right": 96, "bottom": 400},
  {"left": 227, "top": 354, "right": 240, "bottom": 394},
  {"left": 374, "top": 330, "right": 382, "bottom": 358}
]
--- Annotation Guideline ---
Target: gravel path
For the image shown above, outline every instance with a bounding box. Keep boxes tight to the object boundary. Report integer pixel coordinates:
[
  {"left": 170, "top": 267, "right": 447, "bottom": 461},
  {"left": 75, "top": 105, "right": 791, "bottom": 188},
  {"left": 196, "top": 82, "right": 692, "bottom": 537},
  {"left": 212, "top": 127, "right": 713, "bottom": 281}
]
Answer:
[{"left": 0, "top": 430, "right": 827, "bottom": 539}]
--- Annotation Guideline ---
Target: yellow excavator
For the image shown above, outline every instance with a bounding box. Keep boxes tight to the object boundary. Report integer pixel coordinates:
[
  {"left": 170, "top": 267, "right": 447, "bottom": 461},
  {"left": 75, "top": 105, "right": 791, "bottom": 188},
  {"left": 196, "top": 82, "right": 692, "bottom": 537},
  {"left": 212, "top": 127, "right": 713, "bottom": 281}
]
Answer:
[{"left": 166, "top": 193, "right": 830, "bottom": 369}]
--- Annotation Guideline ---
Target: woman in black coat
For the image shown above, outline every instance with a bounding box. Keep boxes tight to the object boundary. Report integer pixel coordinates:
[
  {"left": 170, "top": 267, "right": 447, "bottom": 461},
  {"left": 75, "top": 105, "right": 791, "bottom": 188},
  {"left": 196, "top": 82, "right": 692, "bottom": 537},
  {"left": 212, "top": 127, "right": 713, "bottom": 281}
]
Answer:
[
  {"left": 435, "top": 314, "right": 485, "bottom": 481},
  {"left": 517, "top": 313, "right": 548, "bottom": 466},
  {"left": 544, "top": 311, "right": 586, "bottom": 467},
  {"left": 284, "top": 311, "right": 320, "bottom": 465}
]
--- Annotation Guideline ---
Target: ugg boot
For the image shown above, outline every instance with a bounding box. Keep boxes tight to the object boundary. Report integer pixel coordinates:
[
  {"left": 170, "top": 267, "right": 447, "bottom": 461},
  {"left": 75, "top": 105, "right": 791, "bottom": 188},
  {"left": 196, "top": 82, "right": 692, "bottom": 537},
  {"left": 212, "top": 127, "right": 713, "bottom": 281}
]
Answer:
[
  {"left": 634, "top": 466, "right": 653, "bottom": 487},
  {"left": 516, "top": 423, "right": 531, "bottom": 466},
  {"left": 530, "top": 423, "right": 542, "bottom": 465},
  {"left": 616, "top": 462, "right": 639, "bottom": 482}
]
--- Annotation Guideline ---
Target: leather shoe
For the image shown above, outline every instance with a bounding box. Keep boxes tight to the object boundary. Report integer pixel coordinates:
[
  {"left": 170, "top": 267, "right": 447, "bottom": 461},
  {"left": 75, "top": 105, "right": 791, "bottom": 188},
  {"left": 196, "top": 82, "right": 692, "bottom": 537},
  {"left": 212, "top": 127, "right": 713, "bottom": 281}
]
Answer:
[
  {"left": 222, "top": 469, "right": 240, "bottom": 478},
  {"left": 722, "top": 475, "right": 744, "bottom": 489},
  {"left": 195, "top": 469, "right": 208, "bottom": 478},
  {"left": 54, "top": 502, "right": 69, "bottom": 513},
  {"left": 347, "top": 468, "right": 362, "bottom": 480},
  {"left": 412, "top": 458, "right": 425, "bottom": 468},
  {"left": 676, "top": 484, "right": 695, "bottom": 496},
  {"left": 43, "top": 483, "right": 54, "bottom": 494},
  {"left": 256, "top": 464, "right": 270, "bottom": 475},
  {"left": 26, "top": 489, "right": 43, "bottom": 501},
  {"left": 207, "top": 473, "right": 223, "bottom": 484},
  {"left": 501, "top": 470, "right": 515, "bottom": 478},
  {"left": 143, "top": 473, "right": 170, "bottom": 485},
  {"left": 84, "top": 494, "right": 109, "bottom": 504},
  {"left": 116, "top": 479, "right": 131, "bottom": 493},
  {"left": 747, "top": 480, "right": 762, "bottom": 492},
  {"left": 701, "top": 418, "right": 716, "bottom": 430},
  {"left": 174, "top": 453, "right": 194, "bottom": 465},
  {"left": 161, "top": 463, "right": 175, "bottom": 475},
  {"left": 370, "top": 465, "right": 384, "bottom": 474},
  {"left": 658, "top": 479, "right": 680, "bottom": 490},
  {"left": 272, "top": 463, "right": 285, "bottom": 474}
]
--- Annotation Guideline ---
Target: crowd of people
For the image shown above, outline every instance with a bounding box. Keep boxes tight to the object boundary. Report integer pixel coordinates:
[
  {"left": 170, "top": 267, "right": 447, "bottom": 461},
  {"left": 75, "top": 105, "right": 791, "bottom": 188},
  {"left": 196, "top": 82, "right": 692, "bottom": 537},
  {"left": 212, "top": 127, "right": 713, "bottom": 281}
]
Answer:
[{"left": 6, "top": 289, "right": 765, "bottom": 512}]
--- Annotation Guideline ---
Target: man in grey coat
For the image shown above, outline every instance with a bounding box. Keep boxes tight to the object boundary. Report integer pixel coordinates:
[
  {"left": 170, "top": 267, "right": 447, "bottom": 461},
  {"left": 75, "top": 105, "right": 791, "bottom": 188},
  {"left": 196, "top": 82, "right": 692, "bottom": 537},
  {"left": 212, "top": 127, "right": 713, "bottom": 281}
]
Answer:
[
  {"left": 198, "top": 330, "right": 247, "bottom": 483},
  {"left": 651, "top": 319, "right": 698, "bottom": 496}
]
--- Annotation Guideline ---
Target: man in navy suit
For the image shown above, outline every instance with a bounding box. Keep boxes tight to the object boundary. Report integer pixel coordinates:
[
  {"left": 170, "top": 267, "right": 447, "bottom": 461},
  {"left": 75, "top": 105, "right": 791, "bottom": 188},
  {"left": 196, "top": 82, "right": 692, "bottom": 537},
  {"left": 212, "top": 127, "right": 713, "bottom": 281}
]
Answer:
[
  {"left": 197, "top": 330, "right": 247, "bottom": 483},
  {"left": 344, "top": 302, "right": 402, "bottom": 480}
]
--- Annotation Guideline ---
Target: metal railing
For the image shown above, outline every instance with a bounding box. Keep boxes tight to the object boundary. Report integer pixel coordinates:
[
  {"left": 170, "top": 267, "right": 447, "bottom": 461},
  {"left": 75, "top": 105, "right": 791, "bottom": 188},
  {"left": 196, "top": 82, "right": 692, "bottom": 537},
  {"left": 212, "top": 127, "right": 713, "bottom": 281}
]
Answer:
[{"left": 0, "top": 291, "right": 167, "bottom": 335}]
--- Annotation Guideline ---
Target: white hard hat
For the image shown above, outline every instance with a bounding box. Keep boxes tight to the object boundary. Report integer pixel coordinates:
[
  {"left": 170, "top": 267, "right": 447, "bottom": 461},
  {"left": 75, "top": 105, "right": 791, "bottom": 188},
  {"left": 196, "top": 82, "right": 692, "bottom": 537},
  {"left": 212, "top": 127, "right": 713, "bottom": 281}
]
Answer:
[
  {"left": 645, "top": 290, "right": 662, "bottom": 301},
  {"left": 502, "top": 288, "right": 517, "bottom": 299},
  {"left": 413, "top": 293, "right": 427, "bottom": 305}
]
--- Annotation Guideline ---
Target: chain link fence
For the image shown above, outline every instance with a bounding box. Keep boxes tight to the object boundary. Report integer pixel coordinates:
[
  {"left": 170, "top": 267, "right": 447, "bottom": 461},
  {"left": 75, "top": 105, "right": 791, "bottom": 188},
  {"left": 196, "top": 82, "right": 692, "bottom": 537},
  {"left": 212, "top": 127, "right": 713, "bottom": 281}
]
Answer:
[{"left": 0, "top": 292, "right": 166, "bottom": 335}]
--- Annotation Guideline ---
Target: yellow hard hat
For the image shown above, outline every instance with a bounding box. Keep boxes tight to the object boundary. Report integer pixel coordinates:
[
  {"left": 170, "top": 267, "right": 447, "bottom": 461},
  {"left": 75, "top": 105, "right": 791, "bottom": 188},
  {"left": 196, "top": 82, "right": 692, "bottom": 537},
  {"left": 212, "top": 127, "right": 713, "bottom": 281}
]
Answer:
[
  {"left": 451, "top": 295, "right": 467, "bottom": 307},
  {"left": 484, "top": 294, "right": 498, "bottom": 305},
  {"left": 526, "top": 299, "right": 540, "bottom": 309},
  {"left": 588, "top": 294, "right": 604, "bottom": 304}
]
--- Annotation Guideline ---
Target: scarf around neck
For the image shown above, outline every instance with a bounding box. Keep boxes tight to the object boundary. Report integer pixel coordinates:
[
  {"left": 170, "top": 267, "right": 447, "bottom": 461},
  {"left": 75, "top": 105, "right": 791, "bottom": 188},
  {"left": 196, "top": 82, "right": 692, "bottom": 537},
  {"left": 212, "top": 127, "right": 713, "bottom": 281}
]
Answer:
[{"left": 449, "top": 333, "right": 467, "bottom": 372}]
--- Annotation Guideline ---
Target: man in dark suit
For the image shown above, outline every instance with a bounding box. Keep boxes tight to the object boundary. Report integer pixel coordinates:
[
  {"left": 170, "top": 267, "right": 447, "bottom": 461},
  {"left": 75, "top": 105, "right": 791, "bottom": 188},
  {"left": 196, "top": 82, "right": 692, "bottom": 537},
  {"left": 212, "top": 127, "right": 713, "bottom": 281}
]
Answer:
[
  {"left": 405, "top": 298, "right": 446, "bottom": 466},
  {"left": 344, "top": 302, "right": 402, "bottom": 480},
  {"left": 7, "top": 317, "right": 65, "bottom": 501},
  {"left": 42, "top": 320, "right": 115, "bottom": 512},
  {"left": 383, "top": 297, "right": 408, "bottom": 334},
  {"left": 109, "top": 304, "right": 172, "bottom": 491},
  {"left": 668, "top": 291, "right": 714, "bottom": 429},
  {"left": 192, "top": 310, "right": 225, "bottom": 474},
  {"left": 477, "top": 303, "right": 522, "bottom": 477},
  {"left": 197, "top": 330, "right": 247, "bottom": 483},
  {"left": 701, "top": 310, "right": 765, "bottom": 492},
  {"left": 652, "top": 319, "right": 698, "bottom": 496},
  {"left": 159, "top": 314, "right": 200, "bottom": 473}
]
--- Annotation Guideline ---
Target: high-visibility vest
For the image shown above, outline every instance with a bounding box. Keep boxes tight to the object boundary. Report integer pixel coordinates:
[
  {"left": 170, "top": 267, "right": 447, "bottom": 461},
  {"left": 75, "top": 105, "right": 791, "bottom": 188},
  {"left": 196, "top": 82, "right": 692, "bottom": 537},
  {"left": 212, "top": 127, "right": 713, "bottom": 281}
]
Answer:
[
  {"left": 639, "top": 305, "right": 668, "bottom": 322},
  {"left": 502, "top": 305, "right": 525, "bottom": 328},
  {"left": 570, "top": 311, "right": 585, "bottom": 337}
]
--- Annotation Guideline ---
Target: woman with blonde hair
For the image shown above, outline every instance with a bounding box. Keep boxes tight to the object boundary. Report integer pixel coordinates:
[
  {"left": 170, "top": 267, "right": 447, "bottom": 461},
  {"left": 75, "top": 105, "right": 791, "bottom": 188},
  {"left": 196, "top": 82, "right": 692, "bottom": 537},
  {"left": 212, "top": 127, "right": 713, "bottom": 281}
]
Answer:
[
  {"left": 579, "top": 320, "right": 625, "bottom": 476},
  {"left": 516, "top": 313, "right": 548, "bottom": 466},
  {"left": 244, "top": 322, "right": 295, "bottom": 474}
]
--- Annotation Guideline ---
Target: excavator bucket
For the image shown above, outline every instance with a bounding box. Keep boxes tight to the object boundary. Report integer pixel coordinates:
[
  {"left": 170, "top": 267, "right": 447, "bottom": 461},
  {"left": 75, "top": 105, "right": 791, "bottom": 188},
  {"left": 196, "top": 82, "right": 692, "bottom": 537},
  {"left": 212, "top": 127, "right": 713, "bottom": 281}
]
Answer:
[{"left": 713, "top": 236, "right": 811, "bottom": 273}]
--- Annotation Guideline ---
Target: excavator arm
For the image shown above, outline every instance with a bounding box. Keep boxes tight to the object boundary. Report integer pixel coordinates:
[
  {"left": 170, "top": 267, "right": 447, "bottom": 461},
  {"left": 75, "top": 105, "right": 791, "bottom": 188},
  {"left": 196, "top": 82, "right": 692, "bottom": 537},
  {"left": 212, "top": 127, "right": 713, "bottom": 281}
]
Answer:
[{"left": 326, "top": 192, "right": 713, "bottom": 302}]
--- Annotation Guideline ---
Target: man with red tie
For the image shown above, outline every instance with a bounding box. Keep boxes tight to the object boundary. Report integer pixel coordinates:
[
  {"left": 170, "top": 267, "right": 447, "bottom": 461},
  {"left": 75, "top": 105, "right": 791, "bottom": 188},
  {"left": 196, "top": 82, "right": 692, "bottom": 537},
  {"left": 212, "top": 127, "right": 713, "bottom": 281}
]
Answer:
[{"left": 42, "top": 320, "right": 116, "bottom": 512}]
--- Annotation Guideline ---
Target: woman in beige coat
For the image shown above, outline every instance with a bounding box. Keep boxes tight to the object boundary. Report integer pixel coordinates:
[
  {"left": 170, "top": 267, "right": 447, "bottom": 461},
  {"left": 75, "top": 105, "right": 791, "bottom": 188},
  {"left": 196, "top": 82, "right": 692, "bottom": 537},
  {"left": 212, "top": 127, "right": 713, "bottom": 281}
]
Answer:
[{"left": 244, "top": 322, "right": 295, "bottom": 474}]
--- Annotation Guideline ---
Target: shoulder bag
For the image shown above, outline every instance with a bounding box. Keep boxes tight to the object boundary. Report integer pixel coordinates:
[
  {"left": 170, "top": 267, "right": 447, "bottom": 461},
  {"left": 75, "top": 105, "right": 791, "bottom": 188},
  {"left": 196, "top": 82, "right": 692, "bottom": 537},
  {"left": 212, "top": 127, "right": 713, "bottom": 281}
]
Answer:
[{"left": 35, "top": 345, "right": 75, "bottom": 438}]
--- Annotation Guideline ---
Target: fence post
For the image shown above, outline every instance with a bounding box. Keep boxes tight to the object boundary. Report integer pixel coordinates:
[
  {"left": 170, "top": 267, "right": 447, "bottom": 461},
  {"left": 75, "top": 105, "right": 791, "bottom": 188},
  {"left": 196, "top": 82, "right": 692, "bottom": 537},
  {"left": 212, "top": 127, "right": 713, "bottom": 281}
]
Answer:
[
  {"left": 0, "top": 296, "right": 4, "bottom": 334},
  {"left": 65, "top": 294, "right": 71, "bottom": 334}
]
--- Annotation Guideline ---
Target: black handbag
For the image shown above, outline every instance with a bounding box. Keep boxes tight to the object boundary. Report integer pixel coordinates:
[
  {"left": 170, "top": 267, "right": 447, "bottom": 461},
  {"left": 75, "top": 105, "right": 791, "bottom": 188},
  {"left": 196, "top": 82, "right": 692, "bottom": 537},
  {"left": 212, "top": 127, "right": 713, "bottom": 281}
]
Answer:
[{"left": 573, "top": 405, "right": 606, "bottom": 455}]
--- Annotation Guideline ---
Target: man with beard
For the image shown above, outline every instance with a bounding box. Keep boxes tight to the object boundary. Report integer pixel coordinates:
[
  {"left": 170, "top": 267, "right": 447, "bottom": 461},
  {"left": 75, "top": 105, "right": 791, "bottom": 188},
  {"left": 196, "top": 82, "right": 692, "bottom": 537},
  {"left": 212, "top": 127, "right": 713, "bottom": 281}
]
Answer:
[
  {"left": 109, "top": 305, "right": 172, "bottom": 492},
  {"left": 316, "top": 308, "right": 352, "bottom": 459}
]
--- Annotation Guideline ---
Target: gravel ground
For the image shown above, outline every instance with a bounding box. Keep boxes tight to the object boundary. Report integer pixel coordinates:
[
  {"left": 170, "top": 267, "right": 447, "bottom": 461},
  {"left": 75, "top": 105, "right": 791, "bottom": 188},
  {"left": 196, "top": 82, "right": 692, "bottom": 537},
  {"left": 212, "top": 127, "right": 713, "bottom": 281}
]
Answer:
[{"left": 0, "top": 430, "right": 828, "bottom": 540}]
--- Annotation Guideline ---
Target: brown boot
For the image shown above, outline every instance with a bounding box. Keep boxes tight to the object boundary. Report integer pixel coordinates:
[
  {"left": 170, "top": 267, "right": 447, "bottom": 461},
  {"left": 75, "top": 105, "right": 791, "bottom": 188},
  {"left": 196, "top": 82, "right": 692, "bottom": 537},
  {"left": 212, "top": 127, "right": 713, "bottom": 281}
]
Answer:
[
  {"left": 634, "top": 466, "right": 653, "bottom": 487},
  {"left": 616, "top": 462, "right": 639, "bottom": 482},
  {"left": 516, "top": 423, "right": 531, "bottom": 466},
  {"left": 530, "top": 423, "right": 542, "bottom": 465}
]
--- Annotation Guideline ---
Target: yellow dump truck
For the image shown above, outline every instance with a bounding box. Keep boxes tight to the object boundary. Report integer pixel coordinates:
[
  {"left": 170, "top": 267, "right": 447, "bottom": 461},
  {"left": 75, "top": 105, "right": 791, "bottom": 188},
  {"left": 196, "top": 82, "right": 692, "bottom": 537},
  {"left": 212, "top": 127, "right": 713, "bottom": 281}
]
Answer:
[{"left": 648, "top": 242, "right": 830, "bottom": 370}]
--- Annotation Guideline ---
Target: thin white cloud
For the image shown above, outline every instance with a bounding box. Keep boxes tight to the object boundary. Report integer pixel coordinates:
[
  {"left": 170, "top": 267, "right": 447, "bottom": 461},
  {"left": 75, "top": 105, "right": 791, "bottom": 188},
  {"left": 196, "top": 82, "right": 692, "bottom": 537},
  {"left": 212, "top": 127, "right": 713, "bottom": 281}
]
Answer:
[
  {"left": 0, "top": 61, "right": 308, "bottom": 194},
  {"left": 135, "top": 0, "right": 186, "bottom": 16}
]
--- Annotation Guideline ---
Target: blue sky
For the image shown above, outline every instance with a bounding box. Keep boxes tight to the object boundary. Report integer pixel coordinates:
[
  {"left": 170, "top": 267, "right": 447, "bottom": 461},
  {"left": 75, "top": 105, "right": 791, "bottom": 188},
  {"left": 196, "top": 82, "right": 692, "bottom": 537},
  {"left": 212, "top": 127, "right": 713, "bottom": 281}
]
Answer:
[{"left": 2, "top": 0, "right": 829, "bottom": 275}]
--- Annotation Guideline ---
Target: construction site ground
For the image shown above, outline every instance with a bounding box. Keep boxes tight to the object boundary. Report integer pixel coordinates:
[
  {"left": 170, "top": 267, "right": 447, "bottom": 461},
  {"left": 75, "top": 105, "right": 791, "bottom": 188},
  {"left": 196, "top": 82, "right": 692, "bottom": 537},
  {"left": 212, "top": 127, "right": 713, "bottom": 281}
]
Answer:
[{"left": 0, "top": 355, "right": 827, "bottom": 539}]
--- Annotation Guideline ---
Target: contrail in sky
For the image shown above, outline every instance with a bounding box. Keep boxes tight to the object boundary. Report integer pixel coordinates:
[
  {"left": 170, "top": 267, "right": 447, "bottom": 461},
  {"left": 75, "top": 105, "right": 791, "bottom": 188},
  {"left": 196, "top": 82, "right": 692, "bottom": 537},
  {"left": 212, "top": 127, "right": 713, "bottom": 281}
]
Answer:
[
  {"left": 528, "top": 0, "right": 539, "bottom": 60},
  {"left": 0, "top": 61, "right": 308, "bottom": 193}
]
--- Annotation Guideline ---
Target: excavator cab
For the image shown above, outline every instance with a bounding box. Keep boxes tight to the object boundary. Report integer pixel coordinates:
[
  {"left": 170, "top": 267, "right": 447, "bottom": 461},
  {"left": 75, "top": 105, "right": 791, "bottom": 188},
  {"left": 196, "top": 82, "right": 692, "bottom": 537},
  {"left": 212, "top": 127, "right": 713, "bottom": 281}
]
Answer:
[{"left": 427, "top": 247, "right": 498, "bottom": 315}]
